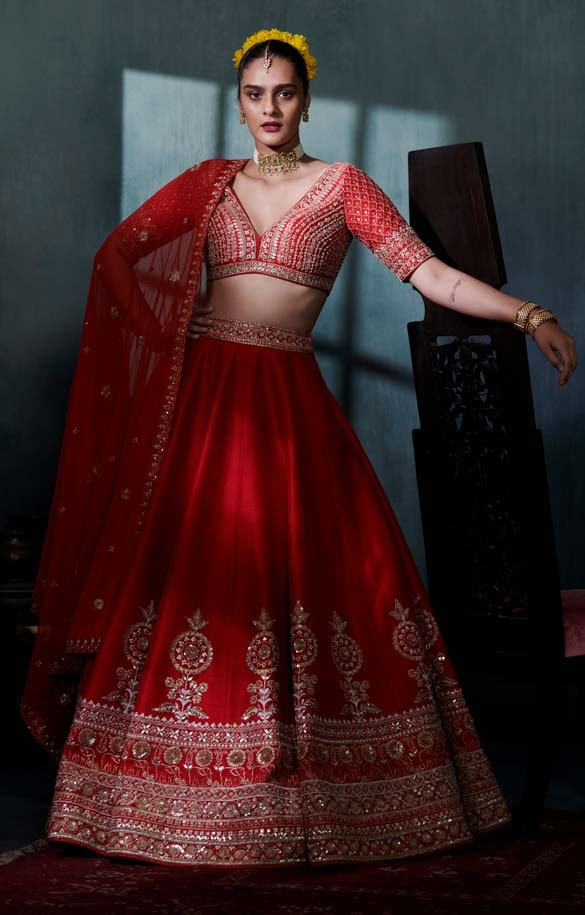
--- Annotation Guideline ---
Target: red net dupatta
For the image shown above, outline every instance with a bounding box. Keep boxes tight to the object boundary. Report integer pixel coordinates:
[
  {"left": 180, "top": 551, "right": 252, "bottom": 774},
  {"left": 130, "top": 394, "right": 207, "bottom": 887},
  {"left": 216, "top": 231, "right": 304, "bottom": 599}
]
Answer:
[{"left": 21, "top": 157, "right": 246, "bottom": 757}]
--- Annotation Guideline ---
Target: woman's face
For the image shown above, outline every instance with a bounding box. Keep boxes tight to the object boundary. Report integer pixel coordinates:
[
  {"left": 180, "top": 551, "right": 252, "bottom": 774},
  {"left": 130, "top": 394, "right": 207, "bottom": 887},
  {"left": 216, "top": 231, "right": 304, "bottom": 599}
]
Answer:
[{"left": 238, "top": 55, "right": 309, "bottom": 152}]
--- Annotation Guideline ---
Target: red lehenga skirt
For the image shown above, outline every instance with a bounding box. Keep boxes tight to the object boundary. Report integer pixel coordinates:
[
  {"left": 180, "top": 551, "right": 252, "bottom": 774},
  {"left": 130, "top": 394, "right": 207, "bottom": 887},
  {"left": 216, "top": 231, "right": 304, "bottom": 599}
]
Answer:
[{"left": 46, "top": 315, "right": 511, "bottom": 866}]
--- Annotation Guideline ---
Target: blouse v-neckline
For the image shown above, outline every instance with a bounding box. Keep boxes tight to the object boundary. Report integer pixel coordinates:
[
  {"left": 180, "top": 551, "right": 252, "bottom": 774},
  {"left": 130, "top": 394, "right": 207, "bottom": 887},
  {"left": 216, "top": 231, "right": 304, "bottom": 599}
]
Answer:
[{"left": 225, "top": 160, "right": 340, "bottom": 241}]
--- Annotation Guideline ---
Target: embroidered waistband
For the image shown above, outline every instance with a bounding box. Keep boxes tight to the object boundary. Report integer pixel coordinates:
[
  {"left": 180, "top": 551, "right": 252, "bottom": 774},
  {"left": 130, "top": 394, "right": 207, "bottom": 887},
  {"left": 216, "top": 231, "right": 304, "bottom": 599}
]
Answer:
[{"left": 205, "top": 317, "right": 313, "bottom": 352}]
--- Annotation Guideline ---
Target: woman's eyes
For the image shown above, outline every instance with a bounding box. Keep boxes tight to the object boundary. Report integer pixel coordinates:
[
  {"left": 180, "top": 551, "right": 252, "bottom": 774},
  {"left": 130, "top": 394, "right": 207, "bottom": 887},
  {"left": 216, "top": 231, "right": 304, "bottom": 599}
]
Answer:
[{"left": 247, "top": 92, "right": 294, "bottom": 100}]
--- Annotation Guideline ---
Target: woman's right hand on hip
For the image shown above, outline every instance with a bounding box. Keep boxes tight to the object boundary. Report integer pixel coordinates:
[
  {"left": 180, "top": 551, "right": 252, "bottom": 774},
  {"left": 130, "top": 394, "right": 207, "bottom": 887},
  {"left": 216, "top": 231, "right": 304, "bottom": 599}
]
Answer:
[{"left": 186, "top": 304, "right": 215, "bottom": 340}]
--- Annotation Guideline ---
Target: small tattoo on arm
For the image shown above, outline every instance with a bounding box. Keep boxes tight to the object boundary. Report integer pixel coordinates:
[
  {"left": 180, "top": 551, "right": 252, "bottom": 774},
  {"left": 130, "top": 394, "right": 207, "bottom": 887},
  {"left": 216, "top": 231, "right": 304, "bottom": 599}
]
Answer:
[{"left": 449, "top": 278, "right": 463, "bottom": 304}]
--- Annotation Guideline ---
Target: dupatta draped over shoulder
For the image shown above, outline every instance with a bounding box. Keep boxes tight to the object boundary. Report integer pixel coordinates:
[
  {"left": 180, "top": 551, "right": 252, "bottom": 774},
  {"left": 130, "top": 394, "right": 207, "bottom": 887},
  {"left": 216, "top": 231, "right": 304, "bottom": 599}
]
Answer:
[{"left": 22, "top": 157, "right": 246, "bottom": 757}]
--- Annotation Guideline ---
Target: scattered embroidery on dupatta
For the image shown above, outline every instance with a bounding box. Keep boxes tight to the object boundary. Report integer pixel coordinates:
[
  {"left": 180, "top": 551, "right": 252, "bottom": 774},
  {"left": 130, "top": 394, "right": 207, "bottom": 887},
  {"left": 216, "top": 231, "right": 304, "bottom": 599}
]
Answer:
[{"left": 153, "top": 609, "right": 213, "bottom": 721}]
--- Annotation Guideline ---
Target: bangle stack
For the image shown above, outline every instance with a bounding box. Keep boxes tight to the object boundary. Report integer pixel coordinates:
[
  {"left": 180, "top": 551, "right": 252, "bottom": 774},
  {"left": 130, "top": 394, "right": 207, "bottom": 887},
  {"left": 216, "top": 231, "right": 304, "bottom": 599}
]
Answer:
[{"left": 513, "top": 300, "right": 558, "bottom": 336}]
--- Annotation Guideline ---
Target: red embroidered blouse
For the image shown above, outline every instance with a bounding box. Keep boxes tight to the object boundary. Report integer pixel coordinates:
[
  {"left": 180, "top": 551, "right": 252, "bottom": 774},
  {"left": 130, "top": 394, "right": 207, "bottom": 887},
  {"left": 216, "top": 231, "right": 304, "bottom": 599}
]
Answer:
[{"left": 204, "top": 161, "right": 435, "bottom": 294}]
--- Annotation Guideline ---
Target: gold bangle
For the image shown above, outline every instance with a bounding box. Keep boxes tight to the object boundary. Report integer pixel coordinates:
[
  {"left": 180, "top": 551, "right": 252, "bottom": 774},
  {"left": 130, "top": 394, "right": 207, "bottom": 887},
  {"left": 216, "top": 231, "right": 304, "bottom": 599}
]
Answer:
[
  {"left": 513, "top": 300, "right": 539, "bottom": 332},
  {"left": 526, "top": 308, "right": 557, "bottom": 335}
]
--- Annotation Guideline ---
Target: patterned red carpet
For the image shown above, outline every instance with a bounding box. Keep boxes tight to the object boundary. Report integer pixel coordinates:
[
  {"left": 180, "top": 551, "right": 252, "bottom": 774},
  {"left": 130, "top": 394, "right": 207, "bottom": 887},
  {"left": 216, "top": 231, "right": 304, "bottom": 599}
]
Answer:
[{"left": 0, "top": 814, "right": 584, "bottom": 914}]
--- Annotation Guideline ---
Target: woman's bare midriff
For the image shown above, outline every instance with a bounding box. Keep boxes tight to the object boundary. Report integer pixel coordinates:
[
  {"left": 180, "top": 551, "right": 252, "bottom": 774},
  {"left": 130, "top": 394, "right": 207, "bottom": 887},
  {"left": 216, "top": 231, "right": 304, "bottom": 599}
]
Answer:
[{"left": 203, "top": 272, "right": 328, "bottom": 333}]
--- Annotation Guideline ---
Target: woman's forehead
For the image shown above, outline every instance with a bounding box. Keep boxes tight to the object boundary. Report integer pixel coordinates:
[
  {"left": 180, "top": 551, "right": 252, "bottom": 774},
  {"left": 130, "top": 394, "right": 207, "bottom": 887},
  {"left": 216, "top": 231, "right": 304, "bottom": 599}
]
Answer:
[{"left": 240, "top": 56, "right": 299, "bottom": 85}]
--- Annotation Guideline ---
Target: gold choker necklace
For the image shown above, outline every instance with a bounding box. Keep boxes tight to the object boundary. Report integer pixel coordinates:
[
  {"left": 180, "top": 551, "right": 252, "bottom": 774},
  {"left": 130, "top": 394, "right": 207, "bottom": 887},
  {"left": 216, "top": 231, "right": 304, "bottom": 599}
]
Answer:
[{"left": 253, "top": 142, "right": 304, "bottom": 175}]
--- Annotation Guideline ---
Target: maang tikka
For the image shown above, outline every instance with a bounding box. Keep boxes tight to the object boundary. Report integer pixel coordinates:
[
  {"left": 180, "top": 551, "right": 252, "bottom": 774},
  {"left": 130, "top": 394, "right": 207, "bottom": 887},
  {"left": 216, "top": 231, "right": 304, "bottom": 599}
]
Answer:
[
  {"left": 239, "top": 44, "right": 272, "bottom": 124},
  {"left": 263, "top": 42, "right": 272, "bottom": 71},
  {"left": 241, "top": 39, "right": 310, "bottom": 170}
]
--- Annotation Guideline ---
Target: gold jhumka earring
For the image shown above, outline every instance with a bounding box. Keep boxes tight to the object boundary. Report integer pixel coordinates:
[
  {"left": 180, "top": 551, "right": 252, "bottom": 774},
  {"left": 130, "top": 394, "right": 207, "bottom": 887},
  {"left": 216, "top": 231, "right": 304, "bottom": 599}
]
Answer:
[
  {"left": 239, "top": 109, "right": 246, "bottom": 124},
  {"left": 302, "top": 107, "right": 309, "bottom": 122}
]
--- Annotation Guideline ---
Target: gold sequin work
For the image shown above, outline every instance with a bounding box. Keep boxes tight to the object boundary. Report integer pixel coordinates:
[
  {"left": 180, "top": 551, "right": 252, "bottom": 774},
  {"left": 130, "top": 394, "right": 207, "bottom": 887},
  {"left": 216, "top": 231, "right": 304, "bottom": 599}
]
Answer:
[
  {"left": 47, "top": 594, "right": 511, "bottom": 866},
  {"left": 204, "top": 161, "right": 435, "bottom": 294}
]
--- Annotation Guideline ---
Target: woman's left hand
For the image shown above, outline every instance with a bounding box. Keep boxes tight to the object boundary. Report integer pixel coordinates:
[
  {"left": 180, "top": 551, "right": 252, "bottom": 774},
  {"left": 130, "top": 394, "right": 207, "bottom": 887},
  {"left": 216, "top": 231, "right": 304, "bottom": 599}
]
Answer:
[{"left": 532, "top": 320, "right": 578, "bottom": 387}]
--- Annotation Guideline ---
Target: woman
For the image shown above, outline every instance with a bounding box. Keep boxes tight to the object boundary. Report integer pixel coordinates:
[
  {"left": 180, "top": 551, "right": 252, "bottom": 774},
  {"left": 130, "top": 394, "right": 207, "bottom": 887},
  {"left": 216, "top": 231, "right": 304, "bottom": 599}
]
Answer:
[{"left": 22, "top": 28, "right": 577, "bottom": 867}]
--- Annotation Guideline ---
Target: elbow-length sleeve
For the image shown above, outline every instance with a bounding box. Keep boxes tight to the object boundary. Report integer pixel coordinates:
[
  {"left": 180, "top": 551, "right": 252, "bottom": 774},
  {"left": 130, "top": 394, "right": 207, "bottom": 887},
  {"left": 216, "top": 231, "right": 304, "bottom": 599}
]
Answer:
[{"left": 343, "top": 163, "right": 435, "bottom": 282}]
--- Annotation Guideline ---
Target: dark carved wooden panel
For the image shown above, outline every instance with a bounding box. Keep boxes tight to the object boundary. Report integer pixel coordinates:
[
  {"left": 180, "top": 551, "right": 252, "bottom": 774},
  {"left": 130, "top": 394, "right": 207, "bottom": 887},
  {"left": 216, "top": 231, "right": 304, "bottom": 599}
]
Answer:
[
  {"left": 406, "top": 145, "right": 565, "bottom": 825},
  {"left": 407, "top": 141, "right": 563, "bottom": 658}
]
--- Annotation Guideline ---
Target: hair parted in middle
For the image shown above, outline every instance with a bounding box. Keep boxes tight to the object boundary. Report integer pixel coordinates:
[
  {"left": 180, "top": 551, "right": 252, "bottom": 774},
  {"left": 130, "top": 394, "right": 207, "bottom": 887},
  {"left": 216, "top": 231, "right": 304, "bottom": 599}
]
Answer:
[{"left": 236, "top": 39, "right": 310, "bottom": 99}]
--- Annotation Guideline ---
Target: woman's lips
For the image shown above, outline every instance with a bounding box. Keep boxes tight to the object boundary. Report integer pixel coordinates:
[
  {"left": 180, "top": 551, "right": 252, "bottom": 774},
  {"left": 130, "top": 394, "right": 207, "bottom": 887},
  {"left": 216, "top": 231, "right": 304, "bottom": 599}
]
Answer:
[{"left": 262, "top": 124, "right": 281, "bottom": 131}]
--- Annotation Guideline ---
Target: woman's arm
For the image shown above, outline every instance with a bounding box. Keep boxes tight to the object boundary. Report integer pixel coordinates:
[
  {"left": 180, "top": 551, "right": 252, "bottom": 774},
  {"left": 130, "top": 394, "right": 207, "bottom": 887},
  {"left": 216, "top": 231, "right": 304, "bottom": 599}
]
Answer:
[
  {"left": 409, "top": 256, "right": 578, "bottom": 387},
  {"left": 343, "top": 163, "right": 577, "bottom": 387}
]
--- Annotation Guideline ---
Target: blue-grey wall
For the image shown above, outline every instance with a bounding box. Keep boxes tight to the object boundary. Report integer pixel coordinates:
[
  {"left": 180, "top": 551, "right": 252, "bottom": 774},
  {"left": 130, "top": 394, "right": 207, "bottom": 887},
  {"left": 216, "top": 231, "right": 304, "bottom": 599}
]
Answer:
[{"left": 1, "top": 0, "right": 583, "bottom": 586}]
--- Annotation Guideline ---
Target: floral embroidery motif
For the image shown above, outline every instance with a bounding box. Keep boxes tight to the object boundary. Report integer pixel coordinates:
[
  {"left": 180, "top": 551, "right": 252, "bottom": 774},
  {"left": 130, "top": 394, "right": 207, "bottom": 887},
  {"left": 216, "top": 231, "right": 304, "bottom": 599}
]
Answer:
[
  {"left": 330, "top": 612, "right": 381, "bottom": 719},
  {"left": 153, "top": 609, "right": 213, "bottom": 721},
  {"left": 242, "top": 608, "right": 280, "bottom": 722},
  {"left": 389, "top": 596, "right": 458, "bottom": 705},
  {"left": 50, "top": 590, "right": 512, "bottom": 865},
  {"left": 391, "top": 596, "right": 438, "bottom": 661},
  {"left": 102, "top": 600, "right": 156, "bottom": 713},
  {"left": 290, "top": 600, "right": 319, "bottom": 721}
]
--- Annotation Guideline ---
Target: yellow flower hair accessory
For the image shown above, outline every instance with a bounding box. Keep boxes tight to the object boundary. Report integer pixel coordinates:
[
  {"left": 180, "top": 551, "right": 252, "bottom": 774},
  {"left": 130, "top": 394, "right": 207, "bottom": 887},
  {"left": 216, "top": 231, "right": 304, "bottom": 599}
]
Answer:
[{"left": 232, "top": 28, "right": 317, "bottom": 80}]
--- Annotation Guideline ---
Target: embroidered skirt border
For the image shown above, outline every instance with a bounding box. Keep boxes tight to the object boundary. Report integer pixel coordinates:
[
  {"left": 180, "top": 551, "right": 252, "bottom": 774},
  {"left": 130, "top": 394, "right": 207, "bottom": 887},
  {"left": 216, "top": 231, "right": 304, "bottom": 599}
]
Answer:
[{"left": 46, "top": 698, "right": 511, "bottom": 867}]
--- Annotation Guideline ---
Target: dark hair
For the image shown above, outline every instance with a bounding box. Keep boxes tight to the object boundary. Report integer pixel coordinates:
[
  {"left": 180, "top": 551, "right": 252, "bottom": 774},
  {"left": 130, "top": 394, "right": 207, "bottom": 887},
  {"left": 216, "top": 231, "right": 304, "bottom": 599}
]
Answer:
[{"left": 236, "top": 39, "right": 309, "bottom": 99}]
